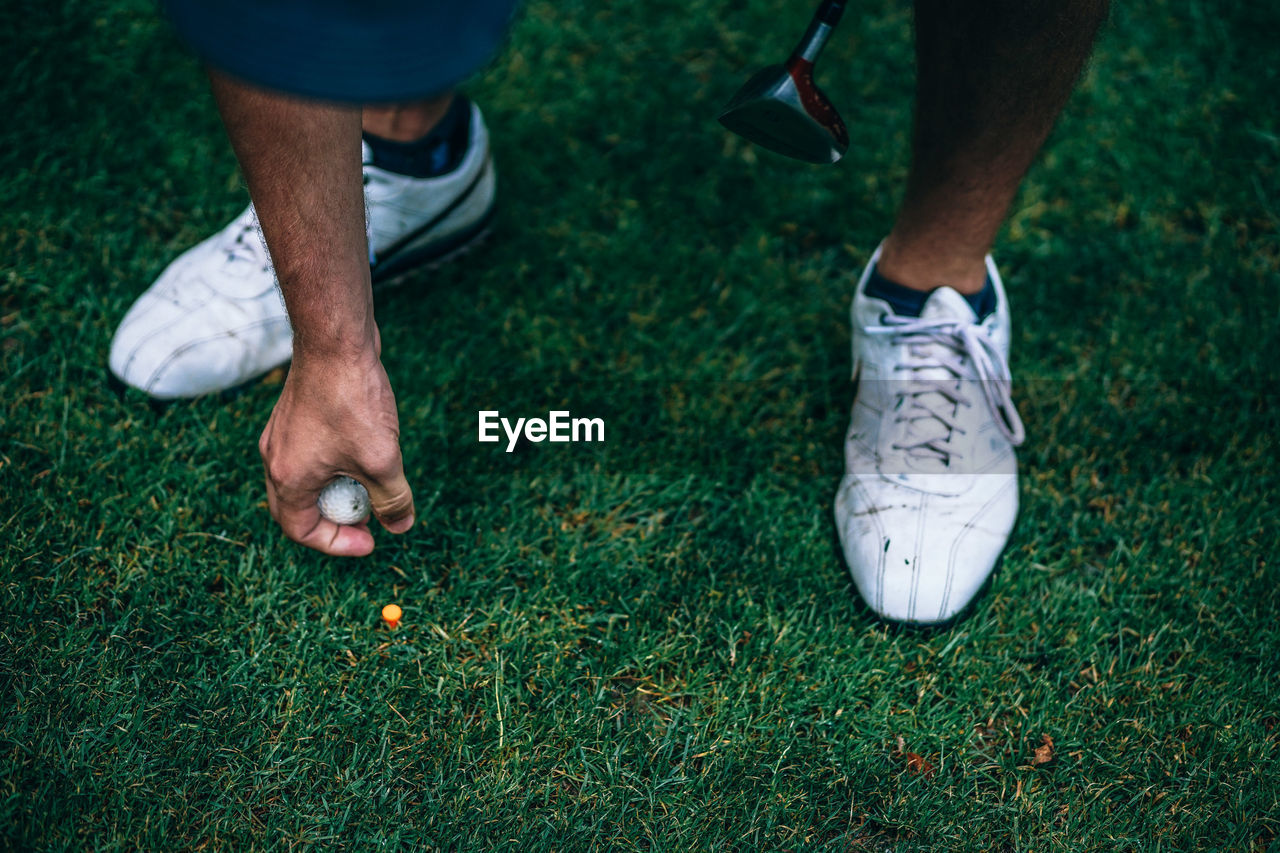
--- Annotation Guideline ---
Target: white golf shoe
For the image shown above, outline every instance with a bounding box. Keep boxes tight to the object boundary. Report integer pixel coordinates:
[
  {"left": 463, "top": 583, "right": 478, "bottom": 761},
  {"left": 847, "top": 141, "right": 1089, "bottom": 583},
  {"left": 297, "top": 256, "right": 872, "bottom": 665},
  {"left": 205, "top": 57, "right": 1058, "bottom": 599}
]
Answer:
[
  {"left": 834, "top": 245, "right": 1026, "bottom": 624},
  {"left": 109, "top": 100, "right": 496, "bottom": 399}
]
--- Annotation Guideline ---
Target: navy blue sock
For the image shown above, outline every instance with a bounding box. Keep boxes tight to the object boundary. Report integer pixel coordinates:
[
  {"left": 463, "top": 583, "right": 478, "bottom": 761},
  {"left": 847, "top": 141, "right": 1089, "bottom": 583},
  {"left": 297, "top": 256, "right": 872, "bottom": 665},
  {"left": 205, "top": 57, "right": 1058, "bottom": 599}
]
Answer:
[
  {"left": 362, "top": 95, "right": 470, "bottom": 179},
  {"left": 864, "top": 264, "right": 996, "bottom": 322}
]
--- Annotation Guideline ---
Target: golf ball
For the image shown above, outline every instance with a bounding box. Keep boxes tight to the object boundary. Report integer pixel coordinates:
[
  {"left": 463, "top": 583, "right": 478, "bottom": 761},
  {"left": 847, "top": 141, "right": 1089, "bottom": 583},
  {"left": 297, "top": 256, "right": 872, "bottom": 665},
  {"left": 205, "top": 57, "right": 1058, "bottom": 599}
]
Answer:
[{"left": 317, "top": 476, "right": 371, "bottom": 525}]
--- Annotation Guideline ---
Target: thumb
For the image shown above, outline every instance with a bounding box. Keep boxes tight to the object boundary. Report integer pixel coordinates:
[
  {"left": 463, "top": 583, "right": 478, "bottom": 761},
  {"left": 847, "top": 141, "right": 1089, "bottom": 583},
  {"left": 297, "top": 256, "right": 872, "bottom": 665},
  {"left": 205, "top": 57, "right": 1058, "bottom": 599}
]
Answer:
[{"left": 363, "top": 458, "right": 415, "bottom": 535}]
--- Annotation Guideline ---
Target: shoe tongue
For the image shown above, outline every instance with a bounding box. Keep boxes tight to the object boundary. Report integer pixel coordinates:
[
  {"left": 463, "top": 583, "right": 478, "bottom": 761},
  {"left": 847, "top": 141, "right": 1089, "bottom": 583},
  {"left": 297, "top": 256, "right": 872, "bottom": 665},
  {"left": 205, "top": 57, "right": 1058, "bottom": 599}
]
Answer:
[{"left": 919, "top": 286, "right": 977, "bottom": 323}]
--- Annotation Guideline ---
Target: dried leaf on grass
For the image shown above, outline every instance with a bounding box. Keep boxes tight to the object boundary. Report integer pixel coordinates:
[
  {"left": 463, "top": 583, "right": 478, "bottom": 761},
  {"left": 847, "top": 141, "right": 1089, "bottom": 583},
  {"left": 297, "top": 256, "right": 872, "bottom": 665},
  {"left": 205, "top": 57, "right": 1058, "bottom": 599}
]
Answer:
[
  {"left": 905, "top": 752, "right": 936, "bottom": 778},
  {"left": 1032, "top": 734, "right": 1056, "bottom": 766}
]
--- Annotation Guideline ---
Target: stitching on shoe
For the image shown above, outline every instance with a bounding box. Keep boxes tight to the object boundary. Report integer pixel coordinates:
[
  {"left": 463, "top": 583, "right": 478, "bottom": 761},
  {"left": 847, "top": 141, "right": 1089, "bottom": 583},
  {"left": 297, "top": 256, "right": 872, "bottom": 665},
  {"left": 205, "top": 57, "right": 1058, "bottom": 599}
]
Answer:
[
  {"left": 144, "top": 312, "right": 290, "bottom": 391},
  {"left": 907, "top": 493, "right": 928, "bottom": 622},
  {"left": 841, "top": 477, "right": 888, "bottom": 616},
  {"left": 939, "top": 477, "right": 1015, "bottom": 621},
  {"left": 122, "top": 292, "right": 215, "bottom": 376}
]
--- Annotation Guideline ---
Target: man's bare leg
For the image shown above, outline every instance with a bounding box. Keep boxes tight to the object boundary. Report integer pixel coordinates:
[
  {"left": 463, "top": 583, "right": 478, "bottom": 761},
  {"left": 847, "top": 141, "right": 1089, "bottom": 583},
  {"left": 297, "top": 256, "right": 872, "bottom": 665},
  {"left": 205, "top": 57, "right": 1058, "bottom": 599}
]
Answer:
[
  {"left": 364, "top": 97, "right": 454, "bottom": 142},
  {"left": 876, "top": 0, "right": 1109, "bottom": 293},
  {"left": 835, "top": 2, "right": 1108, "bottom": 624}
]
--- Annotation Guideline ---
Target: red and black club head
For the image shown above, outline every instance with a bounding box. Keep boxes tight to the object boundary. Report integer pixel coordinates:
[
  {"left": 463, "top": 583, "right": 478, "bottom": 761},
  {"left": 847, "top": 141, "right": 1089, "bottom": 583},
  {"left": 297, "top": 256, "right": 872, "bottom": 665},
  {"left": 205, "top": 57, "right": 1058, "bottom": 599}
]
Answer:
[{"left": 718, "top": 0, "right": 848, "bottom": 165}]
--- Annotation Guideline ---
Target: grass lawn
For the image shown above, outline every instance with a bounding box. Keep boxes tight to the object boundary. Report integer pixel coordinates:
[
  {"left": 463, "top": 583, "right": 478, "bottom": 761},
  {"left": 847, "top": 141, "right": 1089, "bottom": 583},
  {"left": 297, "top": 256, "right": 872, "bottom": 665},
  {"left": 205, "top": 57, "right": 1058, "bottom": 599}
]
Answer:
[{"left": 3, "top": 0, "right": 1278, "bottom": 848}]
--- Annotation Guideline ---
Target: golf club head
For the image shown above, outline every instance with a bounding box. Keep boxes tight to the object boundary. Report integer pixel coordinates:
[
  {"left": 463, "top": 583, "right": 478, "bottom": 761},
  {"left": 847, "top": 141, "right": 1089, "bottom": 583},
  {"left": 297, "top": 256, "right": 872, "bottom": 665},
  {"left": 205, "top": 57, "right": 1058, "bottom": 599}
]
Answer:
[
  {"left": 718, "top": 59, "right": 848, "bottom": 164},
  {"left": 718, "top": 0, "right": 848, "bottom": 164}
]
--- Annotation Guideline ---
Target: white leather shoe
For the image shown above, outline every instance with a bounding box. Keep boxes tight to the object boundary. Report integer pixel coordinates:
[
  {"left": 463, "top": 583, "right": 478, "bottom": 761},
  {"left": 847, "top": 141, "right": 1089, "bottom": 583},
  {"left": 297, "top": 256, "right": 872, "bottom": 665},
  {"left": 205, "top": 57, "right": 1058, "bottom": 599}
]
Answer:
[
  {"left": 109, "top": 100, "right": 496, "bottom": 399},
  {"left": 834, "top": 244, "right": 1026, "bottom": 624}
]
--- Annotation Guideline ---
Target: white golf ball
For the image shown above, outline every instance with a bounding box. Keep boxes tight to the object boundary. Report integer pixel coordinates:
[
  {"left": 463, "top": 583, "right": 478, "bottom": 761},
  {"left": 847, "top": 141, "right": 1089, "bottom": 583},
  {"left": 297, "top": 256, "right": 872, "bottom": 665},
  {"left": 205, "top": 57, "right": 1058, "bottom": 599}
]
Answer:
[{"left": 317, "top": 476, "right": 371, "bottom": 525}]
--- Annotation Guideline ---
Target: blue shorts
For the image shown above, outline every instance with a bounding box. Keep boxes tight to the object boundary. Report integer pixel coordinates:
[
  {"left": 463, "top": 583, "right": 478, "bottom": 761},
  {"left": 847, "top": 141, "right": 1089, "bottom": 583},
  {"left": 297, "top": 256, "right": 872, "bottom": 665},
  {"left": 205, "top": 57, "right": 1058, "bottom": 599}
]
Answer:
[{"left": 162, "top": 0, "right": 520, "bottom": 102}]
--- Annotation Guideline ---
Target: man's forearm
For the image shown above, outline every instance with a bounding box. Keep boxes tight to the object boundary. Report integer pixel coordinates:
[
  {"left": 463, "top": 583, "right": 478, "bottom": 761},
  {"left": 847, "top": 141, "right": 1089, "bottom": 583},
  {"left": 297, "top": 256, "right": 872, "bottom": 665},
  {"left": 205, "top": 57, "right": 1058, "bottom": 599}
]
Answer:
[
  {"left": 207, "top": 70, "right": 415, "bottom": 556},
  {"left": 208, "top": 71, "right": 375, "bottom": 361}
]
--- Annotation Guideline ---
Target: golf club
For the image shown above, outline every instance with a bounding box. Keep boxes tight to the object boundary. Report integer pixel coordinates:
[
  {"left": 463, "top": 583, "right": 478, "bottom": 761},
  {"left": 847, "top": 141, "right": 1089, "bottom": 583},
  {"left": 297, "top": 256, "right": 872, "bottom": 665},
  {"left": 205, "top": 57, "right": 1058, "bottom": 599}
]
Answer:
[{"left": 718, "top": 0, "right": 849, "bottom": 164}]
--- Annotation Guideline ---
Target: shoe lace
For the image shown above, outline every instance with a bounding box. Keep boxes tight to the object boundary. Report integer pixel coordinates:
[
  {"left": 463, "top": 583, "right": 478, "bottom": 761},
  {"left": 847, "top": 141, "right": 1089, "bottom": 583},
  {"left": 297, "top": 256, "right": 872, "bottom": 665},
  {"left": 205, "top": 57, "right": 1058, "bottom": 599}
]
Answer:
[
  {"left": 221, "top": 209, "right": 271, "bottom": 271},
  {"left": 866, "top": 315, "right": 1026, "bottom": 466}
]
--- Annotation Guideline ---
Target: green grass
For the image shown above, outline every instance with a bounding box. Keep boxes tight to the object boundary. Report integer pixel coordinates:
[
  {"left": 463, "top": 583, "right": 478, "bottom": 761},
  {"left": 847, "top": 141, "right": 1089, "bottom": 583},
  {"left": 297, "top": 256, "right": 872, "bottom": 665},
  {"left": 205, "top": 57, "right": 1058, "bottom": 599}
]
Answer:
[{"left": 3, "top": 0, "right": 1279, "bottom": 849}]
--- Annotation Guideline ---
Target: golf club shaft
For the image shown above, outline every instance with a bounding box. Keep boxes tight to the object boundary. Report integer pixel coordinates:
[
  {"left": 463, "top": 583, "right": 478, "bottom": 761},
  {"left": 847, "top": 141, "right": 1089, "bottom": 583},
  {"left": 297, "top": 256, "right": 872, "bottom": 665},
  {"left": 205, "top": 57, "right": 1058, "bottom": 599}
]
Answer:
[{"left": 791, "top": 0, "right": 846, "bottom": 64}]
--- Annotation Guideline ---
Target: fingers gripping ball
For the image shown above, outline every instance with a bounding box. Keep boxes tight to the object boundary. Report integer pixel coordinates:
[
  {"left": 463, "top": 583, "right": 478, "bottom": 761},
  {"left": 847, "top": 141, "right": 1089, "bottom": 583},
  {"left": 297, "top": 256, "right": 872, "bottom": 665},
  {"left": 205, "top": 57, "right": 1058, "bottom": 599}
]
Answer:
[{"left": 317, "top": 476, "right": 372, "bottom": 525}]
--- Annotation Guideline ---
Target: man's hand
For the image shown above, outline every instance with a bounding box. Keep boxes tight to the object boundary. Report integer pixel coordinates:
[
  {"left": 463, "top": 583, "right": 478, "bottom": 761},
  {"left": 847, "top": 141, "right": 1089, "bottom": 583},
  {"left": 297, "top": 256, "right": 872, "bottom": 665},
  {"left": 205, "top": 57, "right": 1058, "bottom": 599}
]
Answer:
[{"left": 259, "top": 347, "right": 414, "bottom": 556}]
